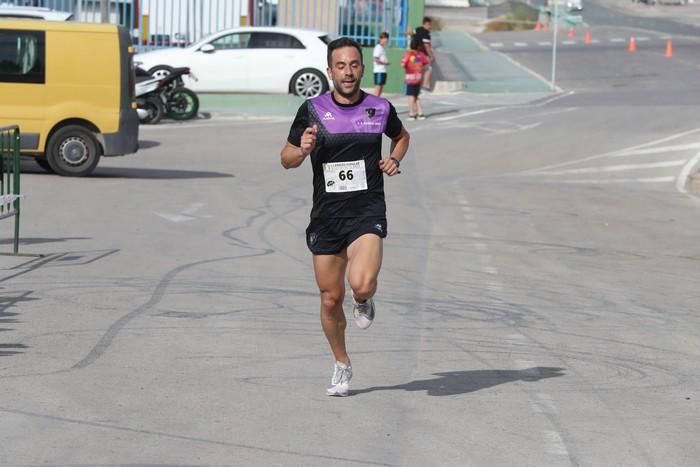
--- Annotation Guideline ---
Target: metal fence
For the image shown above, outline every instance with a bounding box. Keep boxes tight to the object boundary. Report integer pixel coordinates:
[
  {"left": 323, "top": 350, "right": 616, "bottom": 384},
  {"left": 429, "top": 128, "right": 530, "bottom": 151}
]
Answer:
[
  {"left": 1, "top": 0, "right": 410, "bottom": 48},
  {"left": 0, "top": 125, "right": 21, "bottom": 255}
]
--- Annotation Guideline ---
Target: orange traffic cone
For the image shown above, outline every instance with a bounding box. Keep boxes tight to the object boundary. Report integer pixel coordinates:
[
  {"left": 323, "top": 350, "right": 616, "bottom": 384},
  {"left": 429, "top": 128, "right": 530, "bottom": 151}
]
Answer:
[
  {"left": 535, "top": 20, "right": 542, "bottom": 31},
  {"left": 584, "top": 30, "right": 592, "bottom": 46},
  {"left": 628, "top": 36, "right": 636, "bottom": 52},
  {"left": 568, "top": 27, "right": 575, "bottom": 39},
  {"left": 665, "top": 38, "right": 673, "bottom": 57}
]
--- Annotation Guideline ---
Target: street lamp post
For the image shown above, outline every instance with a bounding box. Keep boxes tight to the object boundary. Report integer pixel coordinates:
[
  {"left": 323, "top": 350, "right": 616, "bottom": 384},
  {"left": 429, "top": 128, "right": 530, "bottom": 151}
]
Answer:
[{"left": 551, "top": 1, "right": 559, "bottom": 92}]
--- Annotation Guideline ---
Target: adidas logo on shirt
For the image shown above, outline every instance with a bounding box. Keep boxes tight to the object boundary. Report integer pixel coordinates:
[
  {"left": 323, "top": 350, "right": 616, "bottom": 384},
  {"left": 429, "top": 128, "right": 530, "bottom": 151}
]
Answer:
[{"left": 322, "top": 112, "right": 335, "bottom": 121}]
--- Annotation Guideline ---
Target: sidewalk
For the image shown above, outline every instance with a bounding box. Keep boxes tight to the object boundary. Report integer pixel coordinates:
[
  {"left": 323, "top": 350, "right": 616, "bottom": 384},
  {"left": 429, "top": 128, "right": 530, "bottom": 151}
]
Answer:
[{"left": 432, "top": 31, "right": 553, "bottom": 93}]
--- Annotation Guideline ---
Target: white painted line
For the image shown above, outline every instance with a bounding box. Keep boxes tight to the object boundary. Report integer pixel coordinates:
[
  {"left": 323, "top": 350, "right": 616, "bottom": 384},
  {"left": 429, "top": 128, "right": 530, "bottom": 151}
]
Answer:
[
  {"left": 155, "top": 213, "right": 195, "bottom": 223},
  {"left": 535, "top": 160, "right": 687, "bottom": 176},
  {"left": 610, "top": 38, "right": 625, "bottom": 43},
  {"left": 515, "top": 360, "right": 539, "bottom": 374},
  {"left": 611, "top": 142, "right": 700, "bottom": 157},
  {"left": 538, "top": 41, "right": 552, "bottom": 46},
  {"left": 475, "top": 243, "right": 488, "bottom": 251},
  {"left": 434, "top": 106, "right": 507, "bottom": 122},
  {"left": 636, "top": 37, "right": 650, "bottom": 42},
  {"left": 520, "top": 127, "right": 700, "bottom": 174},
  {"left": 590, "top": 39, "right": 601, "bottom": 44},
  {"left": 676, "top": 151, "right": 700, "bottom": 205},
  {"left": 540, "top": 176, "right": 676, "bottom": 184},
  {"left": 484, "top": 266, "right": 499, "bottom": 275},
  {"left": 514, "top": 42, "right": 528, "bottom": 47},
  {"left": 490, "top": 42, "right": 504, "bottom": 48},
  {"left": 544, "top": 430, "right": 569, "bottom": 456},
  {"left": 562, "top": 40, "right": 576, "bottom": 45}
]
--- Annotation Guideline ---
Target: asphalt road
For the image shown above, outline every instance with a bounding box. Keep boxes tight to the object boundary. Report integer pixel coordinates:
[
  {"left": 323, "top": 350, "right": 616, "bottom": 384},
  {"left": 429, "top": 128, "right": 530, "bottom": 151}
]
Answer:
[{"left": 1, "top": 9, "right": 700, "bottom": 466}]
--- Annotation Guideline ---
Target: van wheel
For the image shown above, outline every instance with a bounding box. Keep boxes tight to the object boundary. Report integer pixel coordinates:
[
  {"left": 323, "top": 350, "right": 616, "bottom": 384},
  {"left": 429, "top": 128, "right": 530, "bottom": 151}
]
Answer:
[
  {"left": 46, "top": 125, "right": 101, "bottom": 177},
  {"left": 35, "top": 157, "right": 54, "bottom": 173}
]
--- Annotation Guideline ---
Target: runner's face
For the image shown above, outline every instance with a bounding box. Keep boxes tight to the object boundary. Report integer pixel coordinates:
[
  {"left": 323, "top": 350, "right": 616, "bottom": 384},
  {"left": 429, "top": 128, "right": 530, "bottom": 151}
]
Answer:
[{"left": 327, "top": 46, "right": 364, "bottom": 100}]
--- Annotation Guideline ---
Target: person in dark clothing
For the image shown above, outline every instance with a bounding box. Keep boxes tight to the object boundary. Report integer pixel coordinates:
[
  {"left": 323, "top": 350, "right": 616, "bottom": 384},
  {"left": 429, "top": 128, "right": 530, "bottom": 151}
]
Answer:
[
  {"left": 280, "top": 37, "right": 411, "bottom": 397},
  {"left": 412, "top": 16, "right": 433, "bottom": 89}
]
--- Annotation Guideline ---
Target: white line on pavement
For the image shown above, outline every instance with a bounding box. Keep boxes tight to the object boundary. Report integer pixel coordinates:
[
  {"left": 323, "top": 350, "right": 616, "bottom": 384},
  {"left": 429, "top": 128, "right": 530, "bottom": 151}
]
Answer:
[
  {"left": 520, "top": 127, "right": 700, "bottom": 174},
  {"left": 611, "top": 142, "right": 700, "bottom": 157},
  {"left": 534, "top": 160, "right": 687, "bottom": 176},
  {"left": 540, "top": 177, "right": 676, "bottom": 184},
  {"left": 491, "top": 42, "right": 504, "bottom": 47},
  {"left": 514, "top": 42, "right": 528, "bottom": 47},
  {"left": 610, "top": 38, "right": 625, "bottom": 43}
]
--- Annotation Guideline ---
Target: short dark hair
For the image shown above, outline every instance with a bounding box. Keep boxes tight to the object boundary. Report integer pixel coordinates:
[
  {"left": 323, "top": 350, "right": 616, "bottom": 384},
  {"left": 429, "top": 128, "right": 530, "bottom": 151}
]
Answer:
[
  {"left": 423, "top": 16, "right": 431, "bottom": 24},
  {"left": 327, "top": 37, "right": 364, "bottom": 68},
  {"left": 379, "top": 32, "right": 389, "bottom": 39}
]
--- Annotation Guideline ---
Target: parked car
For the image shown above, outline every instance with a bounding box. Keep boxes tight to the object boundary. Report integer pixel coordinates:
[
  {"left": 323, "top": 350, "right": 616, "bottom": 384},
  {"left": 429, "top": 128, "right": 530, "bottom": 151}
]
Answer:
[
  {"left": 135, "top": 26, "right": 332, "bottom": 98},
  {"left": 0, "top": 4, "right": 73, "bottom": 21}
]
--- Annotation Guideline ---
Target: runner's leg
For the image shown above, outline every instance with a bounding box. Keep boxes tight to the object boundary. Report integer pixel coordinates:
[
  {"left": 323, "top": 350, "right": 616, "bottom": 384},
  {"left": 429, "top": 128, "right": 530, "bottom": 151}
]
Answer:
[
  {"left": 313, "top": 253, "right": 350, "bottom": 364},
  {"left": 347, "top": 233, "right": 383, "bottom": 302}
]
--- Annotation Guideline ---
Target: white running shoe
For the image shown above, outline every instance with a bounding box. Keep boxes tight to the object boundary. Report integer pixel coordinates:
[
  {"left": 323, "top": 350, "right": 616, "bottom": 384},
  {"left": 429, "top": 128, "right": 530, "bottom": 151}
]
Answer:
[
  {"left": 326, "top": 361, "right": 352, "bottom": 397},
  {"left": 353, "top": 296, "right": 375, "bottom": 329}
]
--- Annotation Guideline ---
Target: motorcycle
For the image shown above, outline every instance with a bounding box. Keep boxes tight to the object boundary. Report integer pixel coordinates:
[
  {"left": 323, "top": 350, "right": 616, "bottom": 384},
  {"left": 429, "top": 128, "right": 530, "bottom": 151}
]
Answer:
[
  {"left": 135, "top": 65, "right": 200, "bottom": 124},
  {"left": 135, "top": 66, "right": 165, "bottom": 124}
]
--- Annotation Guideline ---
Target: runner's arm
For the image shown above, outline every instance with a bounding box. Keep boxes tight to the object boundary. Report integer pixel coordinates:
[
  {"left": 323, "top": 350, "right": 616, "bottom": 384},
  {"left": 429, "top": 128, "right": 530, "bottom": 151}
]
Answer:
[{"left": 281, "top": 125, "right": 317, "bottom": 169}]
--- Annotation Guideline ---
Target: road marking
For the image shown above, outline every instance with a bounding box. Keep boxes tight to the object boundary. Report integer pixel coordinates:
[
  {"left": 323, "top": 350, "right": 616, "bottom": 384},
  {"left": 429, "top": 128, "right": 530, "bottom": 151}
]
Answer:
[
  {"left": 544, "top": 430, "right": 569, "bottom": 456},
  {"left": 538, "top": 41, "right": 552, "bottom": 46},
  {"left": 562, "top": 40, "right": 576, "bottom": 45},
  {"left": 490, "top": 42, "right": 504, "bottom": 48},
  {"left": 610, "top": 38, "right": 625, "bottom": 43},
  {"left": 611, "top": 142, "right": 700, "bottom": 157},
  {"left": 636, "top": 37, "right": 650, "bottom": 41},
  {"left": 433, "top": 106, "right": 507, "bottom": 122},
  {"left": 540, "top": 176, "right": 676, "bottom": 184},
  {"left": 534, "top": 160, "right": 687, "bottom": 176},
  {"left": 155, "top": 203, "right": 209, "bottom": 222},
  {"left": 520, "top": 127, "right": 700, "bottom": 174},
  {"left": 514, "top": 42, "right": 528, "bottom": 47}
]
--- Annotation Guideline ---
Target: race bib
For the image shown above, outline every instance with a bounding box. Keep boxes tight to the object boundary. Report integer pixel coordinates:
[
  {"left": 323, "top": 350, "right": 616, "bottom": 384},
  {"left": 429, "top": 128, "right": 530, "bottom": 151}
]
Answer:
[{"left": 323, "top": 160, "right": 367, "bottom": 193}]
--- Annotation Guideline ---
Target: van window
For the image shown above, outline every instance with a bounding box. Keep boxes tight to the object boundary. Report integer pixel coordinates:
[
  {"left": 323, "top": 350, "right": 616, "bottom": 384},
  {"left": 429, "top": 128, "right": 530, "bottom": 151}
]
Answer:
[{"left": 0, "top": 30, "right": 45, "bottom": 84}]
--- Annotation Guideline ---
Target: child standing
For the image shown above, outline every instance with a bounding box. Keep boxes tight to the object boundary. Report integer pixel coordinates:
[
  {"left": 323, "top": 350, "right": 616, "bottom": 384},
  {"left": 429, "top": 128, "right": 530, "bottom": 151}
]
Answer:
[
  {"left": 401, "top": 37, "right": 429, "bottom": 120},
  {"left": 373, "top": 32, "right": 390, "bottom": 97}
]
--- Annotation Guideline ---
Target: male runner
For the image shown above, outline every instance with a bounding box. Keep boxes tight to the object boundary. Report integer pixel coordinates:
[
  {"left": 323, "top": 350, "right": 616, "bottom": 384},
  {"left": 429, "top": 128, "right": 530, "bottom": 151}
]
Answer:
[{"left": 280, "top": 37, "right": 410, "bottom": 396}]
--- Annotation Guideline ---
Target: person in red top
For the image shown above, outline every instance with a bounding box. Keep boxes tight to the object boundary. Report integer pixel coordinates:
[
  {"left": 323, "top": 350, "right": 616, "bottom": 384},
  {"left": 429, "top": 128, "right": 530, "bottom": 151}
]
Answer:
[{"left": 401, "top": 37, "right": 429, "bottom": 120}]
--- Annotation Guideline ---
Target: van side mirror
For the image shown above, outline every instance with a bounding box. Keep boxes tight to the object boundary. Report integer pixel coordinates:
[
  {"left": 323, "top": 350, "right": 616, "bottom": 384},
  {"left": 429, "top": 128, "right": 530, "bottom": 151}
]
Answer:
[{"left": 200, "top": 44, "right": 215, "bottom": 54}]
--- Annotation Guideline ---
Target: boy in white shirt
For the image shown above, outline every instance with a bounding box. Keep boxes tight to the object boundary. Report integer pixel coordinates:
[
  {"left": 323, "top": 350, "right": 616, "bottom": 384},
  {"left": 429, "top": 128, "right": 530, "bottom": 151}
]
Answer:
[{"left": 373, "top": 32, "right": 390, "bottom": 97}]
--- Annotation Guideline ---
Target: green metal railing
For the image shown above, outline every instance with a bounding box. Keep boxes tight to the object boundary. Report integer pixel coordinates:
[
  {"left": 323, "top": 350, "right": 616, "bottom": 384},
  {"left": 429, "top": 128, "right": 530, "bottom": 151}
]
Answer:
[{"left": 0, "top": 125, "right": 21, "bottom": 255}]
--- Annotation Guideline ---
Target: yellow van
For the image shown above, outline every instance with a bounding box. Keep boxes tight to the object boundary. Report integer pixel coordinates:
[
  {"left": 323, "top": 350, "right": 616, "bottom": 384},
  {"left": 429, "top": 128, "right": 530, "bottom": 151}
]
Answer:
[{"left": 0, "top": 20, "right": 138, "bottom": 176}]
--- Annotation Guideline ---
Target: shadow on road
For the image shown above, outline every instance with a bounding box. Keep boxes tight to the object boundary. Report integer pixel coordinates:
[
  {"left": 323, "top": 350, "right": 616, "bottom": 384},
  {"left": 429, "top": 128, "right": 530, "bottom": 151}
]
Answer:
[{"left": 352, "top": 367, "right": 566, "bottom": 396}]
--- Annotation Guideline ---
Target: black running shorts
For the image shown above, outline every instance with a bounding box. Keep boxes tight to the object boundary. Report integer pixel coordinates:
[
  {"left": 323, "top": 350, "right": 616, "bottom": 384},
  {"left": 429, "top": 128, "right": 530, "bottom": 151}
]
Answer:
[{"left": 306, "top": 217, "right": 388, "bottom": 255}]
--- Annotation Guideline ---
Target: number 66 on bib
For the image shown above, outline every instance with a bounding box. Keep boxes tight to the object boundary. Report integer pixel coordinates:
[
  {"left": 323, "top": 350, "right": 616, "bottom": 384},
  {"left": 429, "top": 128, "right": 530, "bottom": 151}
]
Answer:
[{"left": 322, "top": 160, "right": 368, "bottom": 193}]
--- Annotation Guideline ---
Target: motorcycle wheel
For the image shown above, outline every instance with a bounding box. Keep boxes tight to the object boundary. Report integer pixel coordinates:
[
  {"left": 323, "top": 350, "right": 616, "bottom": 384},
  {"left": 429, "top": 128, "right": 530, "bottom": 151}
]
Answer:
[
  {"left": 166, "top": 88, "right": 199, "bottom": 120},
  {"left": 139, "top": 96, "right": 165, "bottom": 125}
]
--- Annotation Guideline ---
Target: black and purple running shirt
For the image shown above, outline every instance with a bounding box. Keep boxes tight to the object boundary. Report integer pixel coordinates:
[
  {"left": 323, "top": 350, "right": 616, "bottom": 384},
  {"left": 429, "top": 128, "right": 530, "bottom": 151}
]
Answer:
[{"left": 287, "top": 92, "right": 403, "bottom": 220}]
